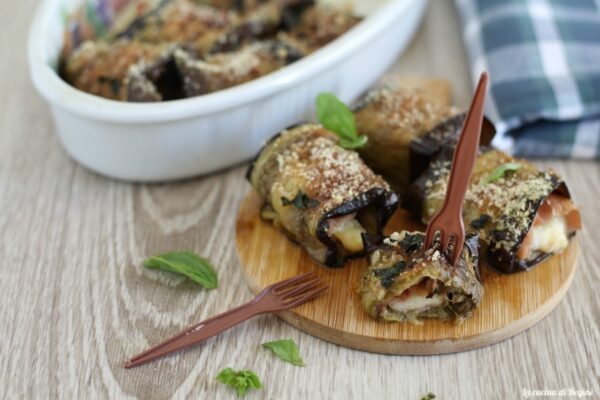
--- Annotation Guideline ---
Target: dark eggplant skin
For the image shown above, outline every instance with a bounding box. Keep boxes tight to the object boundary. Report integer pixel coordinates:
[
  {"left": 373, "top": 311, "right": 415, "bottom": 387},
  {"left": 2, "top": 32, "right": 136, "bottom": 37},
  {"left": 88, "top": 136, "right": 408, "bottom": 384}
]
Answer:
[
  {"left": 315, "top": 188, "right": 399, "bottom": 268},
  {"left": 362, "top": 232, "right": 482, "bottom": 283},
  {"left": 409, "top": 113, "right": 496, "bottom": 183},
  {"left": 407, "top": 146, "right": 574, "bottom": 274},
  {"left": 209, "top": 0, "right": 315, "bottom": 53},
  {"left": 486, "top": 179, "right": 570, "bottom": 273},
  {"left": 247, "top": 123, "right": 399, "bottom": 268}
]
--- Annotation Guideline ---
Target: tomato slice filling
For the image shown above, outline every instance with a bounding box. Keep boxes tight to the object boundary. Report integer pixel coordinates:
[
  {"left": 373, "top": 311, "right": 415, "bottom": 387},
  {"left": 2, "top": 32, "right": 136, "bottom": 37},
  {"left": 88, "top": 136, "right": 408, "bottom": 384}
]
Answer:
[{"left": 516, "top": 194, "right": 581, "bottom": 260}]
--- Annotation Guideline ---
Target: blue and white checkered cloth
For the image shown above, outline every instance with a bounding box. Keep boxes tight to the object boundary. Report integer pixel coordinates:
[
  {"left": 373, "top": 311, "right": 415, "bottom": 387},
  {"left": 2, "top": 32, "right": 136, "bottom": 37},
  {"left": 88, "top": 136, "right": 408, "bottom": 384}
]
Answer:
[{"left": 455, "top": 0, "right": 600, "bottom": 159}]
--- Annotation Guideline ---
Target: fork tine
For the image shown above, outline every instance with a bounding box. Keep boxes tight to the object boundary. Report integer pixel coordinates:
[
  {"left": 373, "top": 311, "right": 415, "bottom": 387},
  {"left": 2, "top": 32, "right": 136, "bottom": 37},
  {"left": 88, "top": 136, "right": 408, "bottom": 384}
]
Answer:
[
  {"left": 286, "top": 285, "right": 328, "bottom": 308},
  {"left": 280, "top": 278, "right": 321, "bottom": 300},
  {"left": 272, "top": 271, "right": 315, "bottom": 291},
  {"left": 442, "top": 232, "right": 453, "bottom": 254},
  {"left": 425, "top": 227, "right": 441, "bottom": 252},
  {"left": 451, "top": 235, "right": 465, "bottom": 266}
]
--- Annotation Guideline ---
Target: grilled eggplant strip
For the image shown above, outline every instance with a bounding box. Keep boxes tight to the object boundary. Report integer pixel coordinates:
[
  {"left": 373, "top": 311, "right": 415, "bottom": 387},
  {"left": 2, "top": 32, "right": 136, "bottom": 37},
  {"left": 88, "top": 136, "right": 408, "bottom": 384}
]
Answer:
[
  {"left": 359, "top": 231, "right": 482, "bottom": 324},
  {"left": 247, "top": 123, "right": 399, "bottom": 268},
  {"left": 353, "top": 87, "right": 496, "bottom": 190},
  {"left": 406, "top": 147, "right": 581, "bottom": 273}
]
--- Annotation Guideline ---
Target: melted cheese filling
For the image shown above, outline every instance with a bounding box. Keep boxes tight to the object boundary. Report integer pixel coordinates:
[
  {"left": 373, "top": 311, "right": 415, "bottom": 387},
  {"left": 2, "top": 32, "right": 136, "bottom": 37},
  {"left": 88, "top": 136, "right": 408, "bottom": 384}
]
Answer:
[
  {"left": 527, "top": 216, "right": 569, "bottom": 256},
  {"left": 328, "top": 214, "right": 366, "bottom": 253},
  {"left": 389, "top": 294, "right": 444, "bottom": 313},
  {"left": 388, "top": 279, "right": 445, "bottom": 313}
]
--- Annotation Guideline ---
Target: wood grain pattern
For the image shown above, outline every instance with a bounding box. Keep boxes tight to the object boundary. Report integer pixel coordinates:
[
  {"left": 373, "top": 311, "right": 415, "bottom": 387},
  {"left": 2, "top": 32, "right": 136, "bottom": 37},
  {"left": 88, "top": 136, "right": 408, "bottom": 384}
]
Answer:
[
  {"left": 1, "top": 1, "right": 599, "bottom": 399},
  {"left": 236, "top": 191, "right": 579, "bottom": 354}
]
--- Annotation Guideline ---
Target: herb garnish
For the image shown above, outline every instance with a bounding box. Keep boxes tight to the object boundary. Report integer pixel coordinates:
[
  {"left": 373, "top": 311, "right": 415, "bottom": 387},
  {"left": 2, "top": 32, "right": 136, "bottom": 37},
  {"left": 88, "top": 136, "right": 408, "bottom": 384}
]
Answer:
[
  {"left": 316, "top": 93, "right": 368, "bottom": 149},
  {"left": 373, "top": 261, "right": 406, "bottom": 289},
  {"left": 261, "top": 339, "right": 305, "bottom": 366},
  {"left": 216, "top": 368, "right": 262, "bottom": 397},
  {"left": 485, "top": 163, "right": 522, "bottom": 184},
  {"left": 421, "top": 393, "right": 436, "bottom": 400},
  {"left": 470, "top": 214, "right": 491, "bottom": 229},
  {"left": 144, "top": 251, "right": 218, "bottom": 289},
  {"left": 399, "top": 234, "right": 423, "bottom": 254},
  {"left": 281, "top": 190, "right": 320, "bottom": 210}
]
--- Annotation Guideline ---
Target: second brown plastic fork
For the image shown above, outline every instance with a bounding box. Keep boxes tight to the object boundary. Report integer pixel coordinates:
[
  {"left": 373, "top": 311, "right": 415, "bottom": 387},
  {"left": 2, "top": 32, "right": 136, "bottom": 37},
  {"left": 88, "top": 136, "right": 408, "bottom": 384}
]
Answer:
[
  {"left": 124, "top": 271, "right": 327, "bottom": 369},
  {"left": 422, "top": 72, "right": 489, "bottom": 265}
]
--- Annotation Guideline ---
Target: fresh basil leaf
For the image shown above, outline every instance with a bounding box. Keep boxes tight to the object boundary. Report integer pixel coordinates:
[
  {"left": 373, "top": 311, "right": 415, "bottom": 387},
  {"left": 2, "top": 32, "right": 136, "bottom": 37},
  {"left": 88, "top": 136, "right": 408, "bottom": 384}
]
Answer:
[
  {"left": 398, "top": 234, "right": 423, "bottom": 254},
  {"left": 216, "top": 368, "right": 262, "bottom": 397},
  {"left": 485, "top": 163, "right": 522, "bottom": 184},
  {"left": 281, "top": 190, "right": 319, "bottom": 210},
  {"left": 421, "top": 393, "right": 436, "bottom": 400},
  {"left": 316, "top": 93, "right": 367, "bottom": 150},
  {"left": 373, "top": 261, "right": 406, "bottom": 289},
  {"left": 339, "top": 135, "right": 368, "bottom": 150},
  {"left": 144, "top": 251, "right": 218, "bottom": 289},
  {"left": 316, "top": 93, "right": 356, "bottom": 139},
  {"left": 261, "top": 339, "right": 305, "bottom": 366}
]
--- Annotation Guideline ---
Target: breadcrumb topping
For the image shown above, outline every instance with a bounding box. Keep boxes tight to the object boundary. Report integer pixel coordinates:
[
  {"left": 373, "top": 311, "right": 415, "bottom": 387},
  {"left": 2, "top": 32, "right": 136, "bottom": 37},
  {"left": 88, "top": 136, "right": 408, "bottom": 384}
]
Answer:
[
  {"left": 360, "top": 88, "right": 452, "bottom": 133},
  {"left": 424, "top": 150, "right": 560, "bottom": 251},
  {"left": 272, "top": 124, "right": 390, "bottom": 213}
]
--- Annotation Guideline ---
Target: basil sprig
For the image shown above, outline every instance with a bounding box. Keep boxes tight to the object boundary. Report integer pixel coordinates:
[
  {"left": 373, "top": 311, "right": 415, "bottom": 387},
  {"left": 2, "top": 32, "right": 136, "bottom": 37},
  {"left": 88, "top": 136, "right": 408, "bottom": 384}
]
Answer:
[
  {"left": 216, "top": 368, "right": 262, "bottom": 397},
  {"left": 261, "top": 339, "right": 305, "bottom": 366},
  {"left": 316, "top": 93, "right": 367, "bottom": 149},
  {"left": 485, "top": 163, "right": 522, "bottom": 184},
  {"left": 144, "top": 251, "right": 218, "bottom": 289}
]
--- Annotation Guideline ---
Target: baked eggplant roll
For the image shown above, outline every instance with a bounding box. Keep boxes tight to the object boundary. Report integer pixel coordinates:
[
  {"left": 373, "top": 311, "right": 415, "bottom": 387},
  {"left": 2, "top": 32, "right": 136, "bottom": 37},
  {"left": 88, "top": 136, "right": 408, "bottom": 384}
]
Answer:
[
  {"left": 285, "top": 4, "right": 361, "bottom": 52},
  {"left": 61, "top": 40, "right": 170, "bottom": 101},
  {"left": 115, "top": 0, "right": 234, "bottom": 55},
  {"left": 174, "top": 40, "right": 304, "bottom": 96},
  {"left": 406, "top": 148, "right": 582, "bottom": 273},
  {"left": 359, "top": 231, "right": 483, "bottom": 324},
  {"left": 247, "top": 123, "right": 399, "bottom": 267},
  {"left": 353, "top": 87, "right": 496, "bottom": 190}
]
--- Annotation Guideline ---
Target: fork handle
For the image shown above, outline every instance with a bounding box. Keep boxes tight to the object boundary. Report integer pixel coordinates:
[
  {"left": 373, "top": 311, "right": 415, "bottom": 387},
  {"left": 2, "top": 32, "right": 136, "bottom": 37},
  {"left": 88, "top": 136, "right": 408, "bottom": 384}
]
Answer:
[
  {"left": 424, "top": 73, "right": 488, "bottom": 260},
  {"left": 443, "top": 73, "right": 488, "bottom": 214},
  {"left": 124, "top": 298, "right": 268, "bottom": 369}
]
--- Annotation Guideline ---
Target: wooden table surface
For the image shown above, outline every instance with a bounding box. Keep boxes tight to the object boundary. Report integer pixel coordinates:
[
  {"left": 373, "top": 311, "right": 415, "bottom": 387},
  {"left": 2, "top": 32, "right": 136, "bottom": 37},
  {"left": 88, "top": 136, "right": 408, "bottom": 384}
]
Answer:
[{"left": 1, "top": 1, "right": 598, "bottom": 399}]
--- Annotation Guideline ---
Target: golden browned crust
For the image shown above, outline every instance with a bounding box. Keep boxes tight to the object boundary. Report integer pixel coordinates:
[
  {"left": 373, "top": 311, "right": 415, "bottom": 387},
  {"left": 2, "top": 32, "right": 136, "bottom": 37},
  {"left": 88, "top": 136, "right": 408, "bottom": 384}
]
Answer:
[
  {"left": 62, "top": 40, "right": 168, "bottom": 100},
  {"left": 287, "top": 5, "right": 361, "bottom": 51},
  {"left": 130, "top": 0, "right": 234, "bottom": 54},
  {"left": 174, "top": 40, "right": 302, "bottom": 96},
  {"left": 262, "top": 124, "right": 391, "bottom": 214},
  {"left": 354, "top": 87, "right": 455, "bottom": 188}
]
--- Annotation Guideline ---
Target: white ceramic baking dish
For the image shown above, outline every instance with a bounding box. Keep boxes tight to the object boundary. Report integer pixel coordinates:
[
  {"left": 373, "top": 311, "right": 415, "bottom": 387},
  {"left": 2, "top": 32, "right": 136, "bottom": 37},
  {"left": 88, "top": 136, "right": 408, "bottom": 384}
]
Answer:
[{"left": 28, "top": 0, "right": 427, "bottom": 182}]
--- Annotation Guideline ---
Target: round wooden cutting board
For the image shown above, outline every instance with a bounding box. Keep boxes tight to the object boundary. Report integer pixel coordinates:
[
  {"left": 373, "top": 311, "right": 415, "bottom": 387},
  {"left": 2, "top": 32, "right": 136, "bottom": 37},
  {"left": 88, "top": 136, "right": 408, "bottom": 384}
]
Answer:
[{"left": 235, "top": 191, "right": 579, "bottom": 355}]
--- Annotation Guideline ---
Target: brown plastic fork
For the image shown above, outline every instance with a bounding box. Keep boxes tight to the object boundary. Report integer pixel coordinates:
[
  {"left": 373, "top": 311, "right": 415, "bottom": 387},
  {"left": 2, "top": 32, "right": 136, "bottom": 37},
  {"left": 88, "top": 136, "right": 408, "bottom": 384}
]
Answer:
[
  {"left": 124, "top": 271, "right": 327, "bottom": 369},
  {"left": 422, "top": 72, "right": 489, "bottom": 266}
]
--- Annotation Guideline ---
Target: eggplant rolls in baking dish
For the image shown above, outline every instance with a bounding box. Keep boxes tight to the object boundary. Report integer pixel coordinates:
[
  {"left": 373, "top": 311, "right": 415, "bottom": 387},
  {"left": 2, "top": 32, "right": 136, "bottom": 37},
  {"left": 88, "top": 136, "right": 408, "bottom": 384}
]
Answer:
[
  {"left": 359, "top": 231, "right": 483, "bottom": 324},
  {"left": 60, "top": 0, "right": 360, "bottom": 101},
  {"left": 247, "top": 123, "right": 399, "bottom": 268},
  {"left": 407, "top": 148, "right": 581, "bottom": 273}
]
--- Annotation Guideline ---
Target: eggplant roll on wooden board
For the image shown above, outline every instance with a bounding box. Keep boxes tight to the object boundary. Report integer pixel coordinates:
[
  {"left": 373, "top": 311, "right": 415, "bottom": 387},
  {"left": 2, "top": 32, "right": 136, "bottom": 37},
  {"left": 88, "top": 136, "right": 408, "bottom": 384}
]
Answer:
[
  {"left": 359, "top": 231, "right": 483, "bottom": 324},
  {"left": 353, "top": 87, "right": 496, "bottom": 190},
  {"left": 247, "top": 123, "right": 399, "bottom": 268},
  {"left": 406, "top": 148, "right": 582, "bottom": 273}
]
